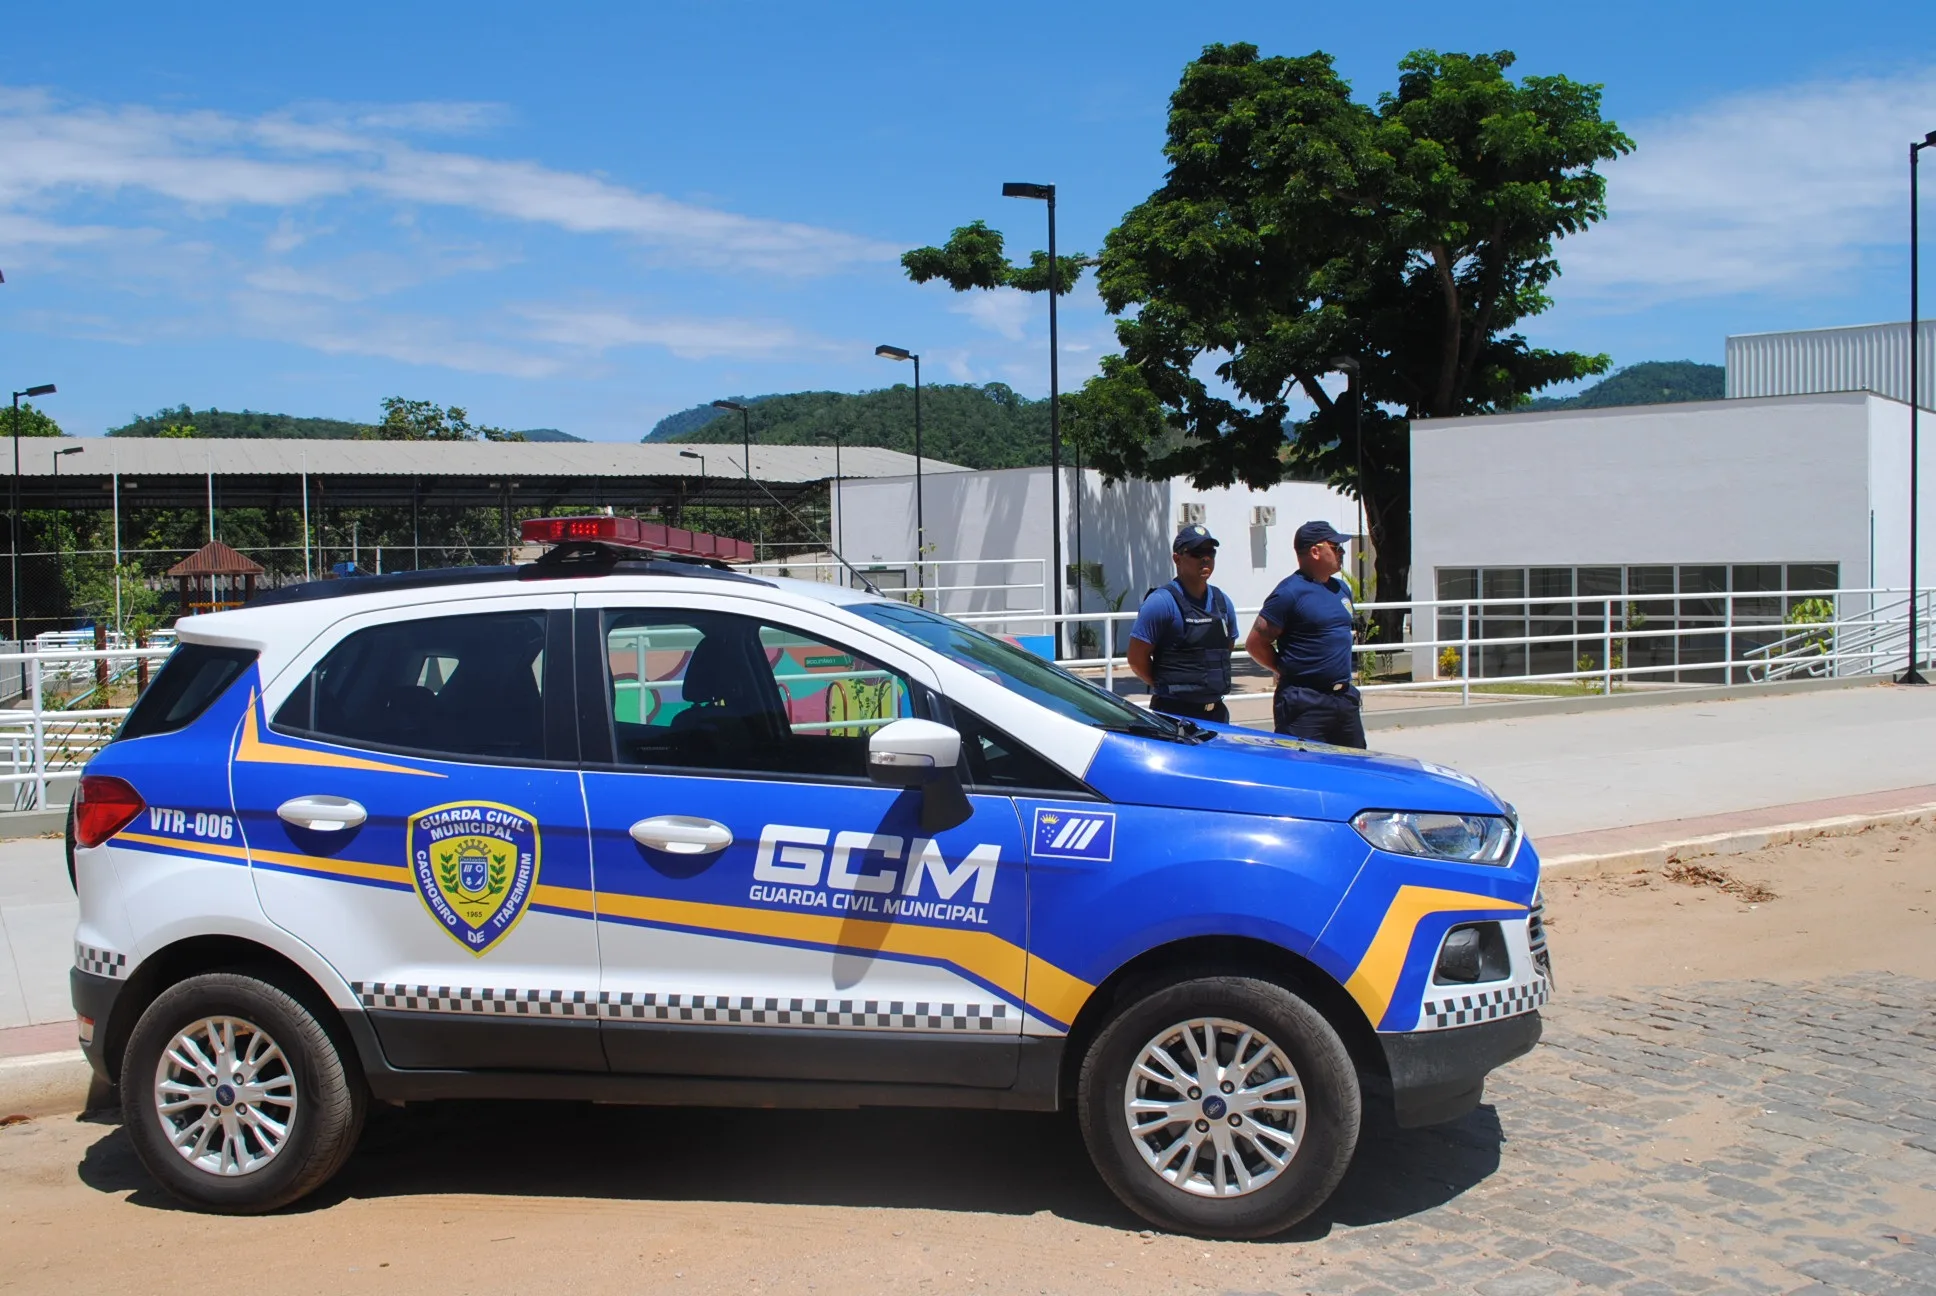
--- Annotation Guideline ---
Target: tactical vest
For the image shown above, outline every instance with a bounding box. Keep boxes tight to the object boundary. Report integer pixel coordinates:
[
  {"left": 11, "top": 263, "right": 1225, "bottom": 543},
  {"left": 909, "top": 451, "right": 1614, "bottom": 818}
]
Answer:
[{"left": 1150, "top": 580, "right": 1235, "bottom": 704}]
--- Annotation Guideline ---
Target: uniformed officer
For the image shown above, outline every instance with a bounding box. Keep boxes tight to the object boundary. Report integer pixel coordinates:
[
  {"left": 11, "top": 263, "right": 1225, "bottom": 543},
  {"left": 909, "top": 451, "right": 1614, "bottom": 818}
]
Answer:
[
  {"left": 1245, "top": 520, "right": 1365, "bottom": 747},
  {"left": 1127, "top": 523, "right": 1241, "bottom": 724}
]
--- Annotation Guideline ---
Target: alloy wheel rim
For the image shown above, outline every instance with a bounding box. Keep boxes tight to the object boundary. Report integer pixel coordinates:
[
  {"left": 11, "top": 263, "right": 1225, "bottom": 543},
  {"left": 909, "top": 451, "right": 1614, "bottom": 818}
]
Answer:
[
  {"left": 152, "top": 1015, "right": 299, "bottom": 1177},
  {"left": 1122, "top": 1016, "right": 1303, "bottom": 1198}
]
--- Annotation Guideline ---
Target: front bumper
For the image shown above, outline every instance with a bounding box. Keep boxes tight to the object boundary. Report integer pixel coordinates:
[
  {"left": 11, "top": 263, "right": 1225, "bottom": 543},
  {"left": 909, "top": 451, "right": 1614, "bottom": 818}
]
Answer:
[
  {"left": 71, "top": 967, "right": 126, "bottom": 1083},
  {"left": 1380, "top": 1010, "right": 1542, "bottom": 1128}
]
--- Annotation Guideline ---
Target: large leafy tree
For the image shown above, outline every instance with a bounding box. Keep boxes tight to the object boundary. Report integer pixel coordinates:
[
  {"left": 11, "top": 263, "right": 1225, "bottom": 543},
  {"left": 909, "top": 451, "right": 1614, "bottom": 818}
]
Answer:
[{"left": 910, "top": 44, "right": 1630, "bottom": 606}]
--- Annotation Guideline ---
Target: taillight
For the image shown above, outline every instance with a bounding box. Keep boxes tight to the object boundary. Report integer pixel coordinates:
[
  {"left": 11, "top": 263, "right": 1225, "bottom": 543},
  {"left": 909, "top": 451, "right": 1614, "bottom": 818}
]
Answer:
[{"left": 75, "top": 775, "right": 145, "bottom": 848}]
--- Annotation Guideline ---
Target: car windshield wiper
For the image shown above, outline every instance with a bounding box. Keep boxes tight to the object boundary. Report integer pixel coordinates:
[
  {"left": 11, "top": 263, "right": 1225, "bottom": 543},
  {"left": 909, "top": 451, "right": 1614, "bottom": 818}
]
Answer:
[{"left": 1173, "top": 719, "right": 1218, "bottom": 744}]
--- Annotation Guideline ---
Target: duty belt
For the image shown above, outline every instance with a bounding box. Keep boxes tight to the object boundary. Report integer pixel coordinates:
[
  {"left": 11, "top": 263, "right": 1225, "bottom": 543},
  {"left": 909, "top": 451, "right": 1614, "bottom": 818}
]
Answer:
[
  {"left": 1280, "top": 677, "right": 1351, "bottom": 693},
  {"left": 1156, "top": 698, "right": 1223, "bottom": 713}
]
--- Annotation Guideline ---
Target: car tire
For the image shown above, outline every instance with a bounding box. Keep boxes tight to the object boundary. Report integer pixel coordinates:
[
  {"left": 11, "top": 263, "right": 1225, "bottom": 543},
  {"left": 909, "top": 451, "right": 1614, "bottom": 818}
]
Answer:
[
  {"left": 1077, "top": 975, "right": 1360, "bottom": 1239},
  {"left": 121, "top": 971, "right": 366, "bottom": 1213}
]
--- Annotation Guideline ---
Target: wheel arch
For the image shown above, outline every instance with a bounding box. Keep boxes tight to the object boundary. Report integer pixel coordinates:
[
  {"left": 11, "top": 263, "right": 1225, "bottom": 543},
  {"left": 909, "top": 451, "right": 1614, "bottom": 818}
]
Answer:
[
  {"left": 102, "top": 934, "right": 372, "bottom": 1086},
  {"left": 1056, "top": 935, "right": 1384, "bottom": 1106}
]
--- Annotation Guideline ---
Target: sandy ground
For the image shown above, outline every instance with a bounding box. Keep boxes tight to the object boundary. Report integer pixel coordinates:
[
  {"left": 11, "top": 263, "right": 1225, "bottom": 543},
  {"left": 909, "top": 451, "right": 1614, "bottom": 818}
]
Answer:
[
  {"left": 0, "top": 824, "right": 1930, "bottom": 1294},
  {"left": 1542, "top": 821, "right": 1936, "bottom": 992}
]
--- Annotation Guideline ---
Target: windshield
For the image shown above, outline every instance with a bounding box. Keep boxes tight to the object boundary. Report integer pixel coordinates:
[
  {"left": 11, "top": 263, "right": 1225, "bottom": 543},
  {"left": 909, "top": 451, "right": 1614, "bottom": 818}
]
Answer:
[{"left": 849, "top": 601, "right": 1178, "bottom": 737}]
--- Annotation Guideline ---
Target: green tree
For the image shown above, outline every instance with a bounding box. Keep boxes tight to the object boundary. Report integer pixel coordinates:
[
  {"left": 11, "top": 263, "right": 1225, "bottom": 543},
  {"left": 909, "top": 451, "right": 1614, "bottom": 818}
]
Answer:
[
  {"left": 368, "top": 398, "right": 524, "bottom": 442},
  {"left": 156, "top": 422, "right": 199, "bottom": 438},
  {"left": 6, "top": 402, "right": 64, "bottom": 438},
  {"left": 917, "top": 44, "right": 1630, "bottom": 608}
]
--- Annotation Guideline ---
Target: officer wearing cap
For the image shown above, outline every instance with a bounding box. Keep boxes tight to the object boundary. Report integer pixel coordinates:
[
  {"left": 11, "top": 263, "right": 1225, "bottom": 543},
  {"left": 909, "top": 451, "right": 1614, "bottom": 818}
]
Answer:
[
  {"left": 1245, "top": 520, "right": 1365, "bottom": 747},
  {"left": 1127, "top": 524, "right": 1240, "bottom": 724}
]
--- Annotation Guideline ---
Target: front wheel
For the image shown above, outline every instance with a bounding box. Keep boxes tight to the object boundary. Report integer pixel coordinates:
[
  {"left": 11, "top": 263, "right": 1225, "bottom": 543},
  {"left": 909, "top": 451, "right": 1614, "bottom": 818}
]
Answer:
[
  {"left": 1077, "top": 976, "right": 1361, "bottom": 1238},
  {"left": 121, "top": 972, "right": 365, "bottom": 1213}
]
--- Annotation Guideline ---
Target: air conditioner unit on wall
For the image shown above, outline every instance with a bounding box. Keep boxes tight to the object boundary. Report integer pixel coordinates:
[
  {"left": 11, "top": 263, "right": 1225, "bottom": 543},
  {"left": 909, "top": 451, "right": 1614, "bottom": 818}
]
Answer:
[
  {"left": 1251, "top": 506, "right": 1277, "bottom": 527},
  {"left": 1179, "top": 502, "right": 1206, "bottom": 526}
]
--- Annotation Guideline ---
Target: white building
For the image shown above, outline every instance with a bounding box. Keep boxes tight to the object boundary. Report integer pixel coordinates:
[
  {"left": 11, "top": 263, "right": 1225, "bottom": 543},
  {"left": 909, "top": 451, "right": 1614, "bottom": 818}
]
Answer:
[
  {"left": 1727, "top": 320, "right": 1936, "bottom": 406},
  {"left": 1407, "top": 391, "right": 1931, "bottom": 682},
  {"left": 830, "top": 464, "right": 1357, "bottom": 635}
]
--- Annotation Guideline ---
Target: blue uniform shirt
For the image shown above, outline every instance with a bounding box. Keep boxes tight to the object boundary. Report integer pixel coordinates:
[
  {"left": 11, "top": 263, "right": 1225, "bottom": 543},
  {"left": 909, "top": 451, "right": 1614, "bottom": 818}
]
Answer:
[
  {"left": 1129, "top": 582, "right": 1238, "bottom": 648},
  {"left": 1259, "top": 571, "right": 1355, "bottom": 684}
]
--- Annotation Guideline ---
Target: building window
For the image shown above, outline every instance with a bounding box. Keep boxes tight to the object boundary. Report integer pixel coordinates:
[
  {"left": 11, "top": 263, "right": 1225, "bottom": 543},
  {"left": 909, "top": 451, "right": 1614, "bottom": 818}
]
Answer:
[{"left": 1433, "top": 563, "right": 1841, "bottom": 683}]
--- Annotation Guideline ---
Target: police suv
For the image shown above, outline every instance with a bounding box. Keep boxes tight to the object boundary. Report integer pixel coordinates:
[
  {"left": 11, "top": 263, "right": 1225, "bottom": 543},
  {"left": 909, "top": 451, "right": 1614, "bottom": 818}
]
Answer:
[{"left": 68, "top": 519, "right": 1549, "bottom": 1238}]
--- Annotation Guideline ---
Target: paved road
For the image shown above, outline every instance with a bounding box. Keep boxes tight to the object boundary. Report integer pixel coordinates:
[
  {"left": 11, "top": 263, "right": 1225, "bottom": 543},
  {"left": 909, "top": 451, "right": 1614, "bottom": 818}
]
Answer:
[
  {"left": 0, "top": 838, "right": 68, "bottom": 1030},
  {"left": 1376, "top": 684, "right": 1936, "bottom": 840},
  {"left": 2, "top": 974, "right": 1930, "bottom": 1293}
]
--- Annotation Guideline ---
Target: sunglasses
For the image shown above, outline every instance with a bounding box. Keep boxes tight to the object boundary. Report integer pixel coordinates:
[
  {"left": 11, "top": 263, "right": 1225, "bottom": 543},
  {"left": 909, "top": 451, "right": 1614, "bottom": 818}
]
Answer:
[{"left": 1180, "top": 546, "right": 1218, "bottom": 559}]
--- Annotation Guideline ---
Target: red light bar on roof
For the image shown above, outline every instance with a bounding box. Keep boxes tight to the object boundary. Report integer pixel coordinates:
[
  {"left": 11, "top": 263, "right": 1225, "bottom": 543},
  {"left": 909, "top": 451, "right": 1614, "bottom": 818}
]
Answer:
[{"left": 520, "top": 515, "right": 755, "bottom": 564}]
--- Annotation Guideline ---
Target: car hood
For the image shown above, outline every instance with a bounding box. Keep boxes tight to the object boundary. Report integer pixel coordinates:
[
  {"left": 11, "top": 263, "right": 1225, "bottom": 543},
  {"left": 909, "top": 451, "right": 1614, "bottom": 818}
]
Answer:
[{"left": 1081, "top": 727, "right": 1509, "bottom": 823}]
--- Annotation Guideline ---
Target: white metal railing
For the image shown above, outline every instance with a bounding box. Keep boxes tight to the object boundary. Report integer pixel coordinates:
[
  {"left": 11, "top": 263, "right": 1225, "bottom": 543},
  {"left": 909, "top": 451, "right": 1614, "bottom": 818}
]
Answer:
[
  {"left": 958, "top": 585, "right": 1935, "bottom": 706},
  {"left": 5, "top": 584, "right": 1927, "bottom": 810},
  {"left": 743, "top": 558, "right": 1047, "bottom": 621},
  {"left": 0, "top": 645, "right": 174, "bottom": 810}
]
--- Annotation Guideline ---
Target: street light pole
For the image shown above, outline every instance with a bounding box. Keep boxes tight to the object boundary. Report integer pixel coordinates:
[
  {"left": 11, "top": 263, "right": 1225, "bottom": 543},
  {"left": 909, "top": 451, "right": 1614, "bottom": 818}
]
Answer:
[
  {"left": 10, "top": 383, "right": 55, "bottom": 644},
  {"left": 1330, "top": 357, "right": 1366, "bottom": 596},
  {"left": 52, "top": 444, "right": 82, "bottom": 605},
  {"left": 711, "top": 400, "right": 754, "bottom": 554},
  {"left": 833, "top": 432, "right": 845, "bottom": 583},
  {"left": 1905, "top": 130, "right": 1936, "bottom": 686},
  {"left": 678, "top": 450, "right": 708, "bottom": 531},
  {"left": 874, "top": 346, "right": 925, "bottom": 599},
  {"left": 1004, "top": 181, "right": 1064, "bottom": 656}
]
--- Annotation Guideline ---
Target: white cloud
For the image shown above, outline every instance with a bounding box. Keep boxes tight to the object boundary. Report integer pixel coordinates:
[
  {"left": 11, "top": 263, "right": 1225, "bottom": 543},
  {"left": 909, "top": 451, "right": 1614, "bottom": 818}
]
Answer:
[
  {"left": 515, "top": 305, "right": 837, "bottom": 361},
  {"left": 947, "top": 286, "right": 1036, "bottom": 340},
  {"left": 0, "top": 88, "right": 898, "bottom": 274},
  {"left": 232, "top": 293, "right": 566, "bottom": 379},
  {"left": 1563, "top": 69, "right": 1936, "bottom": 306}
]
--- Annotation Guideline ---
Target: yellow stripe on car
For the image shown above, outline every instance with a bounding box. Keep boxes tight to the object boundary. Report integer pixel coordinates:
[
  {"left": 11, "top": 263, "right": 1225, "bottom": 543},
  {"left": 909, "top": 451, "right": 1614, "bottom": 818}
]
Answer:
[{"left": 1343, "top": 885, "right": 1529, "bottom": 1027}]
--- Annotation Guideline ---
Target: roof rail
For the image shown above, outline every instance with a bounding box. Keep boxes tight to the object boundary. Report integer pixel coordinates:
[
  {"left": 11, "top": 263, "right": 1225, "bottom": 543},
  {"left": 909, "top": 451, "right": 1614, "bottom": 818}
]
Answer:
[{"left": 246, "top": 542, "right": 770, "bottom": 608}]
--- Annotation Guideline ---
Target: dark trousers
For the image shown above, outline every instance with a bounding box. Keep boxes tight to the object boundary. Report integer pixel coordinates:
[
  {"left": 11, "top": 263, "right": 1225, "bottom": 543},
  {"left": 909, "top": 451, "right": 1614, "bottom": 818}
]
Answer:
[
  {"left": 1272, "top": 683, "right": 1366, "bottom": 748},
  {"left": 1152, "top": 695, "right": 1230, "bottom": 725}
]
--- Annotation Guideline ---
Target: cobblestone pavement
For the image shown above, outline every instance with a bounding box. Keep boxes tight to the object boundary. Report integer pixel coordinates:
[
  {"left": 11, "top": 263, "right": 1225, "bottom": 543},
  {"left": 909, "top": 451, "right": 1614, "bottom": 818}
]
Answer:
[
  {"left": 2, "top": 974, "right": 1931, "bottom": 1294},
  {"left": 1295, "top": 973, "right": 1936, "bottom": 1296}
]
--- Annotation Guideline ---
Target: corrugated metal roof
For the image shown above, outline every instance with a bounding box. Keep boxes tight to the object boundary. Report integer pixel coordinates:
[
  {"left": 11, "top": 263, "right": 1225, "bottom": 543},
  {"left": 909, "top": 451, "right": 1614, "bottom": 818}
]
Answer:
[
  {"left": 22, "top": 438, "right": 968, "bottom": 481},
  {"left": 1726, "top": 321, "right": 1936, "bottom": 409}
]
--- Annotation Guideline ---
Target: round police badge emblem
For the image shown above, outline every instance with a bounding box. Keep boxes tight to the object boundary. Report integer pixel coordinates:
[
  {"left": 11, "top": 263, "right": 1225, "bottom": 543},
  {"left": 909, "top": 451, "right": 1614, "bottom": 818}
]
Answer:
[{"left": 407, "top": 801, "right": 541, "bottom": 956}]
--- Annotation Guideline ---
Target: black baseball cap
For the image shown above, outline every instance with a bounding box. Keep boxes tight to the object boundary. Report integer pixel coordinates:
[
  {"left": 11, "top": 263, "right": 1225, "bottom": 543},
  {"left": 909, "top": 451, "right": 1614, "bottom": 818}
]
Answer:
[
  {"left": 1294, "top": 520, "right": 1352, "bottom": 550},
  {"left": 1173, "top": 524, "right": 1219, "bottom": 553}
]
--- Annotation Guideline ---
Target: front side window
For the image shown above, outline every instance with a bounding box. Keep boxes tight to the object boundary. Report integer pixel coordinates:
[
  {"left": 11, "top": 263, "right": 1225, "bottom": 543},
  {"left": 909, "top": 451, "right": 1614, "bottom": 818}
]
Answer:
[
  {"left": 600, "top": 609, "right": 912, "bottom": 779},
  {"left": 847, "top": 600, "right": 1174, "bottom": 737},
  {"left": 272, "top": 610, "right": 549, "bottom": 762}
]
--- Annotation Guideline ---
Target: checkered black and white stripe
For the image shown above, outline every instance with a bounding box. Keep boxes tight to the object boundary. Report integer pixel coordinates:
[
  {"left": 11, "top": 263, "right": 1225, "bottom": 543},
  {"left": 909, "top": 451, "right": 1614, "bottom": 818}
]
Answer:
[
  {"left": 352, "top": 984, "right": 598, "bottom": 1017},
  {"left": 598, "top": 991, "right": 1007, "bottom": 1031},
  {"left": 350, "top": 983, "right": 1006, "bottom": 1031},
  {"left": 75, "top": 943, "right": 128, "bottom": 980},
  {"left": 1417, "top": 976, "right": 1550, "bottom": 1030}
]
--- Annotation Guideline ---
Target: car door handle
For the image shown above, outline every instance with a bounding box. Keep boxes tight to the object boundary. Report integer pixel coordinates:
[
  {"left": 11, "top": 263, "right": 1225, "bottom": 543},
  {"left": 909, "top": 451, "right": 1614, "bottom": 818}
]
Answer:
[
  {"left": 277, "top": 796, "right": 368, "bottom": 832},
  {"left": 629, "top": 816, "right": 732, "bottom": 855}
]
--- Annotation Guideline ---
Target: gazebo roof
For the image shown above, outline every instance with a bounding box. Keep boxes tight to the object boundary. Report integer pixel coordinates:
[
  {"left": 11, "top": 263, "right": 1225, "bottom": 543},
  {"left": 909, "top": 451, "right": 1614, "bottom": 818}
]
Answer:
[{"left": 166, "top": 540, "right": 268, "bottom": 578}]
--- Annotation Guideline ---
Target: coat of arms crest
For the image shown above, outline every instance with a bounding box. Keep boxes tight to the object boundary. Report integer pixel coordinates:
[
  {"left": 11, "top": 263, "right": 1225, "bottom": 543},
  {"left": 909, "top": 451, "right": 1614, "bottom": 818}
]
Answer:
[{"left": 407, "top": 801, "right": 542, "bottom": 955}]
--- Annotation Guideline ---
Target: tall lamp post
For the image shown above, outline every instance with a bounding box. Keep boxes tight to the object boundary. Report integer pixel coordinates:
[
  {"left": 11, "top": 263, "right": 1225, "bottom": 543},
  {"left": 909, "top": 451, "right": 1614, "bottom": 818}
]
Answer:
[
  {"left": 874, "top": 346, "right": 924, "bottom": 599},
  {"left": 1904, "top": 129, "right": 1936, "bottom": 686},
  {"left": 1003, "top": 181, "right": 1064, "bottom": 656},
  {"left": 51, "top": 445, "right": 82, "bottom": 597},
  {"left": 678, "top": 450, "right": 707, "bottom": 530},
  {"left": 1329, "top": 356, "right": 1367, "bottom": 596},
  {"left": 10, "top": 383, "right": 56, "bottom": 643},
  {"left": 711, "top": 400, "right": 754, "bottom": 552},
  {"left": 832, "top": 432, "right": 846, "bottom": 583}
]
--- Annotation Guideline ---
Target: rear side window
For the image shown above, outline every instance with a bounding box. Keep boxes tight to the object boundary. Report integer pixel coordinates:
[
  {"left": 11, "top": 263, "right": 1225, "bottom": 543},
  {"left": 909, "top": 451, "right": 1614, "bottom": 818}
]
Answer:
[
  {"left": 118, "top": 645, "right": 258, "bottom": 742},
  {"left": 273, "top": 611, "right": 551, "bottom": 763}
]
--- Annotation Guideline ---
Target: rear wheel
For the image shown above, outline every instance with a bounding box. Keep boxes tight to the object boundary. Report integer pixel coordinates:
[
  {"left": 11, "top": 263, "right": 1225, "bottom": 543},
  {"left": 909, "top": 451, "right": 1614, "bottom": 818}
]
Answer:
[
  {"left": 121, "top": 972, "right": 365, "bottom": 1213},
  {"left": 1078, "top": 976, "right": 1360, "bottom": 1238}
]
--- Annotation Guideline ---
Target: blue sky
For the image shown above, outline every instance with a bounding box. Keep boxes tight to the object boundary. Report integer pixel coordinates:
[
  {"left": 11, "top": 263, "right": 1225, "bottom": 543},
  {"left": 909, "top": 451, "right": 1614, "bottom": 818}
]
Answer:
[{"left": 4, "top": 0, "right": 1935, "bottom": 441}]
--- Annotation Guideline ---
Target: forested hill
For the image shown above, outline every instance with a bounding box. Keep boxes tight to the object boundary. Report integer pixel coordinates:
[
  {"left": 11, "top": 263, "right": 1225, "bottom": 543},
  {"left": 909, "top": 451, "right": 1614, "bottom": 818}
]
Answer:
[
  {"left": 656, "top": 383, "right": 1053, "bottom": 470},
  {"left": 1527, "top": 361, "right": 1725, "bottom": 411},
  {"left": 108, "top": 406, "right": 582, "bottom": 441}
]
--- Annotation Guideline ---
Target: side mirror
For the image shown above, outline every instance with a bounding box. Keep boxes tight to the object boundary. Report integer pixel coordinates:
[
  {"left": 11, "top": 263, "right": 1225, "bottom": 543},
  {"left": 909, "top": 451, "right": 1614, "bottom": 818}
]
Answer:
[
  {"left": 868, "top": 718, "right": 972, "bottom": 833},
  {"left": 866, "top": 718, "right": 961, "bottom": 787}
]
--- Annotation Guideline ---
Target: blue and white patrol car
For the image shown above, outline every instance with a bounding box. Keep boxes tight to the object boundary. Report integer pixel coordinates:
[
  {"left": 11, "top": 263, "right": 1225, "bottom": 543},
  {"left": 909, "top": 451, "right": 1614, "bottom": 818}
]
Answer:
[{"left": 68, "top": 522, "right": 1549, "bottom": 1237}]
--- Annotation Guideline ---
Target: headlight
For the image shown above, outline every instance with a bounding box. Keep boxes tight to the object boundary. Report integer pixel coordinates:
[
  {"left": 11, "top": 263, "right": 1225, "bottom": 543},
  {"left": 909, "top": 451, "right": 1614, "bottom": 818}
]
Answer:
[{"left": 1351, "top": 810, "right": 1517, "bottom": 864}]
